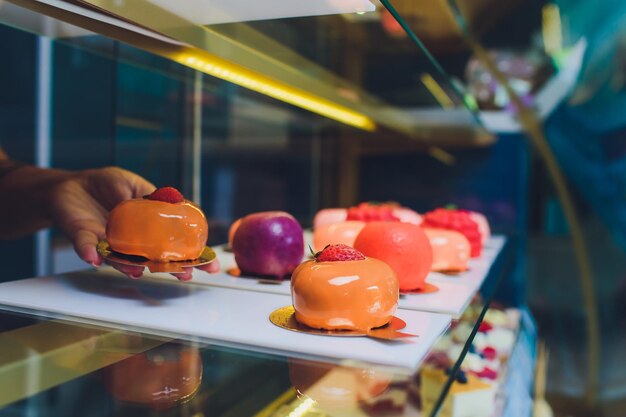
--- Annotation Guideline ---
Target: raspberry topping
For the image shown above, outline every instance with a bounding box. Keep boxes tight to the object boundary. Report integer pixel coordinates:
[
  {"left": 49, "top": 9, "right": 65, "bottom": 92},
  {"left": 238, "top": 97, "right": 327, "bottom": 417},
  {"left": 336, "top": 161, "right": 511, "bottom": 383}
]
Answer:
[
  {"left": 481, "top": 346, "right": 498, "bottom": 361},
  {"left": 315, "top": 244, "right": 366, "bottom": 262},
  {"left": 422, "top": 207, "right": 482, "bottom": 257},
  {"left": 144, "top": 187, "right": 184, "bottom": 204},
  {"left": 346, "top": 202, "right": 400, "bottom": 222},
  {"left": 473, "top": 367, "right": 498, "bottom": 380},
  {"left": 478, "top": 322, "right": 493, "bottom": 333}
]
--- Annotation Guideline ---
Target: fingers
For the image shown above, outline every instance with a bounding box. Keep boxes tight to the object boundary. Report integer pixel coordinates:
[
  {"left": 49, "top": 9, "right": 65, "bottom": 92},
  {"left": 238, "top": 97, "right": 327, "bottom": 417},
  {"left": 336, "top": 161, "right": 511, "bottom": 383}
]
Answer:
[
  {"left": 196, "top": 259, "right": 221, "bottom": 274},
  {"left": 73, "top": 229, "right": 104, "bottom": 267},
  {"left": 172, "top": 269, "right": 193, "bottom": 282},
  {"left": 171, "top": 259, "right": 220, "bottom": 281},
  {"left": 109, "top": 261, "right": 145, "bottom": 279},
  {"left": 133, "top": 175, "right": 156, "bottom": 198}
]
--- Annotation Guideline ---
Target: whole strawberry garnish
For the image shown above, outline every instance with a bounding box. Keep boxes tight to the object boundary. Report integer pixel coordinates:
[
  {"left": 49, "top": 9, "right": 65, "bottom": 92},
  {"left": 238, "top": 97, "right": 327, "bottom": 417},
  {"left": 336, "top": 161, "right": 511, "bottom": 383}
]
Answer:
[
  {"left": 423, "top": 207, "right": 482, "bottom": 257},
  {"left": 314, "top": 244, "right": 366, "bottom": 262},
  {"left": 144, "top": 186, "right": 184, "bottom": 204}
]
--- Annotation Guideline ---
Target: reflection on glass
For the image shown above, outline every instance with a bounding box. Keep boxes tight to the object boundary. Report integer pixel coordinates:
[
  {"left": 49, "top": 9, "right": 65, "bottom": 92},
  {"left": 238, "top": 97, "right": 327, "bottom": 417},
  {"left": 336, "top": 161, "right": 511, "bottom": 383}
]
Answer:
[
  {"left": 102, "top": 342, "right": 202, "bottom": 410},
  {"left": 288, "top": 358, "right": 405, "bottom": 415}
]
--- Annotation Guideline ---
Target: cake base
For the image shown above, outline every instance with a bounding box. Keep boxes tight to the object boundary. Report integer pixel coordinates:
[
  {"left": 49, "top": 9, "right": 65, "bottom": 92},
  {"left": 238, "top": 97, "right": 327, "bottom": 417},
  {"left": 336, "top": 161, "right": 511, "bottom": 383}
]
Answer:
[
  {"left": 400, "top": 283, "right": 440, "bottom": 295},
  {"left": 269, "top": 306, "right": 417, "bottom": 341},
  {"left": 226, "top": 267, "right": 291, "bottom": 283},
  {"left": 97, "top": 240, "right": 216, "bottom": 273}
]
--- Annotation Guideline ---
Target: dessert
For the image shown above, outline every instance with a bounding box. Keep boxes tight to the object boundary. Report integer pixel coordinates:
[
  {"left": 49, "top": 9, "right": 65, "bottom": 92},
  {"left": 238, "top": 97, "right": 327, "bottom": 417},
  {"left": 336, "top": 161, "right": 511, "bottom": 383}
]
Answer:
[
  {"left": 314, "top": 202, "right": 422, "bottom": 229},
  {"left": 289, "top": 359, "right": 395, "bottom": 414},
  {"left": 353, "top": 222, "right": 433, "bottom": 292},
  {"left": 103, "top": 343, "right": 202, "bottom": 409},
  {"left": 313, "top": 203, "right": 422, "bottom": 252},
  {"left": 106, "top": 187, "right": 208, "bottom": 262},
  {"left": 227, "top": 217, "right": 242, "bottom": 248},
  {"left": 314, "top": 208, "right": 352, "bottom": 229},
  {"left": 469, "top": 211, "right": 491, "bottom": 245},
  {"left": 420, "top": 367, "right": 495, "bottom": 417},
  {"left": 422, "top": 208, "right": 482, "bottom": 258},
  {"left": 313, "top": 220, "right": 365, "bottom": 250},
  {"left": 422, "top": 228, "right": 471, "bottom": 272},
  {"left": 232, "top": 211, "right": 304, "bottom": 279},
  {"left": 291, "top": 244, "right": 399, "bottom": 332},
  {"left": 347, "top": 202, "right": 401, "bottom": 222}
]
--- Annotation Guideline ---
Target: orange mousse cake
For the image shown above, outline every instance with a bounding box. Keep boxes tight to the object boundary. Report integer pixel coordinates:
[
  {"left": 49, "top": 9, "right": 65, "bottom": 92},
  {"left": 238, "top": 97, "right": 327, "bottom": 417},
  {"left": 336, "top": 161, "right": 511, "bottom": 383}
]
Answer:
[
  {"left": 291, "top": 244, "right": 399, "bottom": 332},
  {"left": 106, "top": 187, "right": 208, "bottom": 262},
  {"left": 422, "top": 228, "right": 471, "bottom": 272}
]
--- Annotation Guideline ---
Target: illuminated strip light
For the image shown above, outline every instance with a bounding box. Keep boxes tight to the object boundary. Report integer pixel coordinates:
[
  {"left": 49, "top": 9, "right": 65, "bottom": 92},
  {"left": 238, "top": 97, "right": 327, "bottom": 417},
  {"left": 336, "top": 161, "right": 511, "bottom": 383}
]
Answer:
[
  {"left": 178, "top": 54, "right": 376, "bottom": 131},
  {"left": 286, "top": 397, "right": 316, "bottom": 417},
  {"left": 542, "top": 4, "right": 563, "bottom": 55},
  {"left": 420, "top": 73, "right": 454, "bottom": 109}
]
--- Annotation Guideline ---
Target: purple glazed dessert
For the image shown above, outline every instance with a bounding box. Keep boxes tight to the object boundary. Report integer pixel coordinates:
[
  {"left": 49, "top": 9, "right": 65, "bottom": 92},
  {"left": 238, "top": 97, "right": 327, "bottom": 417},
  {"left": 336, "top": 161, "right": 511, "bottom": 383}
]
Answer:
[{"left": 232, "top": 211, "right": 304, "bottom": 279}]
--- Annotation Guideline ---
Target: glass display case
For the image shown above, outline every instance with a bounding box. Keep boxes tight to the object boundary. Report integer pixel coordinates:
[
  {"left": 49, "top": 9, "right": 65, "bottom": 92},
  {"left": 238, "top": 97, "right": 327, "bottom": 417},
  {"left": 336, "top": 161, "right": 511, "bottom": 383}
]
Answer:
[{"left": 1, "top": 1, "right": 623, "bottom": 416}]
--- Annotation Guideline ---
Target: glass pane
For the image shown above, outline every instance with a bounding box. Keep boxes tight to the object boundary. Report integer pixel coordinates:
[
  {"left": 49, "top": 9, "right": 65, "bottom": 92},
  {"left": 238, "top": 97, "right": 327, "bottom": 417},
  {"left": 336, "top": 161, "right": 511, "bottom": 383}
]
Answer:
[{"left": 0, "top": 0, "right": 490, "bottom": 145}]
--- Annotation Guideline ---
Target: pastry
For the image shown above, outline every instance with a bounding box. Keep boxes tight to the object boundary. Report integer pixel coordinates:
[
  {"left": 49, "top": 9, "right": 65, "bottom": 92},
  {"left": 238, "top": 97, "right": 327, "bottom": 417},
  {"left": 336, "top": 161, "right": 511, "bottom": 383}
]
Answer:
[
  {"left": 354, "top": 222, "right": 433, "bottom": 292},
  {"left": 291, "top": 244, "right": 398, "bottom": 332},
  {"left": 422, "top": 228, "right": 471, "bottom": 272},
  {"left": 314, "top": 208, "right": 351, "bottom": 229},
  {"left": 469, "top": 212, "right": 490, "bottom": 245},
  {"left": 106, "top": 187, "right": 208, "bottom": 262},
  {"left": 288, "top": 359, "right": 394, "bottom": 414},
  {"left": 314, "top": 202, "right": 422, "bottom": 228},
  {"left": 232, "top": 211, "right": 304, "bottom": 279},
  {"left": 227, "top": 217, "right": 242, "bottom": 248},
  {"left": 313, "top": 220, "right": 365, "bottom": 251},
  {"left": 423, "top": 208, "right": 482, "bottom": 258},
  {"left": 420, "top": 367, "right": 495, "bottom": 417}
]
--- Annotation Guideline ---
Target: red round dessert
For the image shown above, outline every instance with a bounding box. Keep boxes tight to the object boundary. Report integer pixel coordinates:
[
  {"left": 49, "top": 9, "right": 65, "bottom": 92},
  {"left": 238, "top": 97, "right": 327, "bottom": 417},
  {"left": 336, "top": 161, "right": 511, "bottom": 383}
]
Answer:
[{"left": 353, "top": 222, "right": 433, "bottom": 292}]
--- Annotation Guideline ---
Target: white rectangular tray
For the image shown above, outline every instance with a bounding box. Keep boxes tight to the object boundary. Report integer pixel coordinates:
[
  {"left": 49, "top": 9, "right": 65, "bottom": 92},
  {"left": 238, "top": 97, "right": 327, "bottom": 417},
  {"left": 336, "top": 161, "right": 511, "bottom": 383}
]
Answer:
[
  {"left": 0, "top": 273, "right": 450, "bottom": 372},
  {"left": 188, "top": 235, "right": 507, "bottom": 317}
]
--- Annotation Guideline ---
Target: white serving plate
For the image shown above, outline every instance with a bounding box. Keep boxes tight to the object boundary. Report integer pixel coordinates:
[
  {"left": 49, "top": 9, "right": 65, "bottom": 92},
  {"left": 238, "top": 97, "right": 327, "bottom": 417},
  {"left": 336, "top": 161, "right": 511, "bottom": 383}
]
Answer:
[
  {"left": 0, "top": 273, "right": 450, "bottom": 372},
  {"left": 189, "top": 235, "right": 507, "bottom": 317}
]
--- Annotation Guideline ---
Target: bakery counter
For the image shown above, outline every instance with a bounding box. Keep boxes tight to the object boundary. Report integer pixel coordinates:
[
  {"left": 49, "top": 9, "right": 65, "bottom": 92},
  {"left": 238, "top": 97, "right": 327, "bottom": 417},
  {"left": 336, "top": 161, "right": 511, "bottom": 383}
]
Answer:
[
  {"left": 0, "top": 297, "right": 528, "bottom": 417},
  {"left": 0, "top": 234, "right": 522, "bottom": 416}
]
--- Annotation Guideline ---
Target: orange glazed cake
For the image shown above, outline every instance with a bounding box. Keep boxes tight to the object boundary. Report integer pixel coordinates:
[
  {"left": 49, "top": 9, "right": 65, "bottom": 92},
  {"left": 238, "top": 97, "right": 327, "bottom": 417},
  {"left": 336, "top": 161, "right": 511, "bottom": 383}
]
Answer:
[
  {"left": 291, "top": 244, "right": 399, "bottom": 332},
  {"left": 106, "top": 187, "right": 208, "bottom": 262}
]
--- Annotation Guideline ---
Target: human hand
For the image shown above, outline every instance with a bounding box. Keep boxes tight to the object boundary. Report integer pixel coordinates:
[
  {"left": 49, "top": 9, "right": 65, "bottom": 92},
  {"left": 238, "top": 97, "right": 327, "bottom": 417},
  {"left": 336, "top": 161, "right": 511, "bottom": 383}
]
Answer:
[{"left": 48, "top": 166, "right": 220, "bottom": 280}]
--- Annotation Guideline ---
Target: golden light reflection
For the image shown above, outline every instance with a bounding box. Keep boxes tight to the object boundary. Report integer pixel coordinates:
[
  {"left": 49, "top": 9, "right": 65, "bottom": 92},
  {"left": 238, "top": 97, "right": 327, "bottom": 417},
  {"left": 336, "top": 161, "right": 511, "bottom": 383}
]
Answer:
[
  {"left": 542, "top": 4, "right": 563, "bottom": 55},
  {"left": 420, "top": 73, "right": 454, "bottom": 109},
  {"left": 177, "top": 53, "right": 376, "bottom": 132}
]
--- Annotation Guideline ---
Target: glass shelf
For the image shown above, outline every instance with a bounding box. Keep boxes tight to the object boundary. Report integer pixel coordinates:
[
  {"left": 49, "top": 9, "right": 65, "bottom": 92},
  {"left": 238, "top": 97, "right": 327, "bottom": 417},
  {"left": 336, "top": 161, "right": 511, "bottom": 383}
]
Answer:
[{"left": 0, "top": 235, "right": 519, "bottom": 417}]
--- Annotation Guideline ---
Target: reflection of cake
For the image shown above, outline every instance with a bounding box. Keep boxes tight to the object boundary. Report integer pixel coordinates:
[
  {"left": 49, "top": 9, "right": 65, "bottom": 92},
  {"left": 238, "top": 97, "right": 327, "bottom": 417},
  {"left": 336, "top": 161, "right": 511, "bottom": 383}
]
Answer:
[
  {"left": 103, "top": 344, "right": 202, "bottom": 409},
  {"left": 288, "top": 359, "right": 394, "bottom": 414},
  {"left": 313, "top": 220, "right": 365, "bottom": 251},
  {"left": 354, "top": 222, "right": 433, "bottom": 292},
  {"left": 422, "top": 228, "right": 471, "bottom": 272},
  {"left": 291, "top": 244, "right": 398, "bottom": 332},
  {"left": 106, "top": 187, "right": 208, "bottom": 262},
  {"left": 423, "top": 208, "right": 482, "bottom": 258},
  {"left": 420, "top": 367, "right": 495, "bottom": 417}
]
